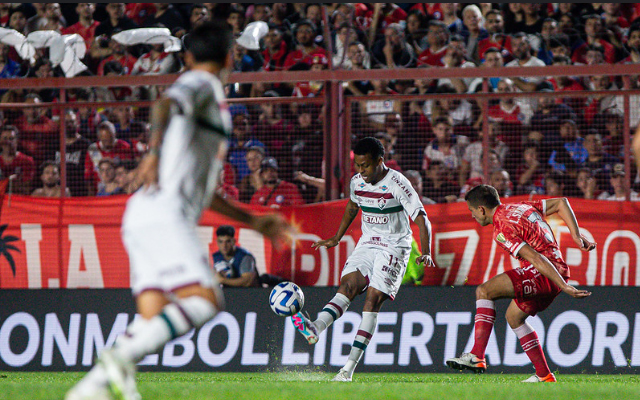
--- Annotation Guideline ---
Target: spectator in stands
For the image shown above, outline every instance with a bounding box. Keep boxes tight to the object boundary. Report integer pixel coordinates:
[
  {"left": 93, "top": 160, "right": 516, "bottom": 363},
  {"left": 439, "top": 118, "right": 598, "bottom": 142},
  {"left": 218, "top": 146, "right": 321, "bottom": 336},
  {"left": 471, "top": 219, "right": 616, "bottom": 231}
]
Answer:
[
  {"left": 343, "top": 42, "right": 373, "bottom": 95},
  {"left": 548, "top": 119, "right": 587, "bottom": 174},
  {"left": 253, "top": 90, "right": 293, "bottom": 159},
  {"left": 489, "top": 168, "right": 513, "bottom": 197},
  {"left": 459, "top": 120, "right": 508, "bottom": 187},
  {"left": 514, "top": 3, "right": 544, "bottom": 35},
  {"left": 437, "top": 34, "right": 476, "bottom": 93},
  {"left": 61, "top": 3, "right": 100, "bottom": 50},
  {"left": 360, "top": 73, "right": 402, "bottom": 132},
  {"left": 131, "top": 43, "right": 179, "bottom": 76},
  {"left": 584, "top": 75, "right": 623, "bottom": 125},
  {"left": 227, "top": 106, "right": 265, "bottom": 182},
  {"left": 226, "top": 7, "right": 246, "bottom": 36},
  {"left": 417, "top": 20, "right": 449, "bottom": 66},
  {"left": 468, "top": 47, "right": 503, "bottom": 93},
  {"left": 601, "top": 111, "right": 625, "bottom": 159},
  {"left": 145, "top": 4, "right": 184, "bottom": 32},
  {"left": 459, "top": 4, "right": 488, "bottom": 63},
  {"left": 371, "top": 23, "right": 416, "bottom": 69},
  {"left": 544, "top": 170, "right": 568, "bottom": 196},
  {"left": 212, "top": 225, "right": 260, "bottom": 287},
  {"left": 367, "top": 3, "right": 408, "bottom": 45},
  {"left": 96, "top": 33, "right": 138, "bottom": 76},
  {"left": 188, "top": 4, "right": 210, "bottom": 31},
  {"left": 0, "top": 43, "right": 21, "bottom": 80},
  {"left": 284, "top": 19, "right": 327, "bottom": 70},
  {"left": 31, "top": 161, "right": 70, "bottom": 197},
  {"left": 425, "top": 84, "right": 474, "bottom": 131},
  {"left": 439, "top": 3, "right": 463, "bottom": 34},
  {"left": 546, "top": 55, "right": 586, "bottom": 114},
  {"left": 96, "top": 158, "right": 123, "bottom": 196},
  {"left": 26, "top": 3, "right": 47, "bottom": 34},
  {"left": 536, "top": 18, "right": 560, "bottom": 65},
  {"left": 0, "top": 125, "right": 35, "bottom": 194},
  {"left": 486, "top": 79, "right": 532, "bottom": 159},
  {"left": 294, "top": 54, "right": 327, "bottom": 97},
  {"left": 94, "top": 3, "right": 138, "bottom": 42},
  {"left": 405, "top": 10, "right": 429, "bottom": 54},
  {"left": 286, "top": 104, "right": 323, "bottom": 197},
  {"left": 250, "top": 157, "right": 304, "bottom": 207},
  {"left": 515, "top": 142, "right": 545, "bottom": 195},
  {"left": 75, "top": 89, "right": 103, "bottom": 142},
  {"left": 8, "top": 6, "right": 28, "bottom": 35},
  {"left": 374, "top": 132, "right": 402, "bottom": 172},
  {"left": 239, "top": 146, "right": 265, "bottom": 203},
  {"left": 55, "top": 109, "right": 91, "bottom": 197},
  {"left": 404, "top": 169, "right": 436, "bottom": 204},
  {"left": 423, "top": 116, "right": 466, "bottom": 181},
  {"left": 575, "top": 167, "right": 601, "bottom": 199},
  {"left": 423, "top": 159, "right": 460, "bottom": 203},
  {"left": 15, "top": 93, "right": 58, "bottom": 166},
  {"left": 620, "top": 25, "right": 640, "bottom": 64},
  {"left": 477, "top": 10, "right": 513, "bottom": 63},
  {"left": 111, "top": 105, "right": 143, "bottom": 143},
  {"left": 572, "top": 14, "right": 616, "bottom": 64},
  {"left": 505, "top": 33, "right": 547, "bottom": 92},
  {"left": 41, "top": 3, "right": 65, "bottom": 32},
  {"left": 583, "top": 130, "right": 621, "bottom": 190},
  {"left": 530, "top": 86, "right": 578, "bottom": 156},
  {"left": 216, "top": 164, "right": 239, "bottom": 202},
  {"left": 332, "top": 23, "right": 364, "bottom": 70},
  {"left": 85, "top": 120, "right": 134, "bottom": 195},
  {"left": 262, "top": 24, "right": 289, "bottom": 72},
  {"left": 249, "top": 4, "right": 272, "bottom": 24}
]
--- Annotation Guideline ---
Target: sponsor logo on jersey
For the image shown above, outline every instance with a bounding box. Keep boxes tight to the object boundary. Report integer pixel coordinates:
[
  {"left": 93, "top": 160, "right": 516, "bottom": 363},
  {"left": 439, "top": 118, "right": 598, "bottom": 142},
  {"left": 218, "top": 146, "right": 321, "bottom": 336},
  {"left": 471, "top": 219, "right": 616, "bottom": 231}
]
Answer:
[
  {"left": 496, "top": 233, "right": 507, "bottom": 243},
  {"left": 380, "top": 185, "right": 388, "bottom": 191},
  {"left": 275, "top": 195, "right": 284, "bottom": 204},
  {"left": 359, "top": 183, "right": 366, "bottom": 189},
  {"left": 378, "top": 197, "right": 386, "bottom": 209},
  {"left": 363, "top": 215, "right": 389, "bottom": 224},
  {"left": 391, "top": 175, "right": 412, "bottom": 198}
]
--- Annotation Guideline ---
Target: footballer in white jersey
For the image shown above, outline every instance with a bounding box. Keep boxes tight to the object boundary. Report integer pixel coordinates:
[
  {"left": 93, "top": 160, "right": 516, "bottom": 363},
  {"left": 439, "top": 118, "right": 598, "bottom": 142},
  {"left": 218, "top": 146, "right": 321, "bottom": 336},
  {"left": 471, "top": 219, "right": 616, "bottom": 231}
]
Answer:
[
  {"left": 291, "top": 137, "right": 435, "bottom": 383},
  {"left": 67, "top": 21, "right": 293, "bottom": 400}
]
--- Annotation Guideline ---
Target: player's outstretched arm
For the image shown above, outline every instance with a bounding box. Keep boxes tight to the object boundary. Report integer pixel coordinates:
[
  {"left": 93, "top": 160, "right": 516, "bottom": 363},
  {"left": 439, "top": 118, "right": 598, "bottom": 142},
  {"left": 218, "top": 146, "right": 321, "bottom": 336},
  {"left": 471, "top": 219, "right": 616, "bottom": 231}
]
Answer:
[
  {"left": 543, "top": 197, "right": 596, "bottom": 252},
  {"left": 518, "top": 244, "right": 591, "bottom": 299},
  {"left": 414, "top": 212, "right": 435, "bottom": 267},
  {"left": 312, "top": 199, "right": 360, "bottom": 249},
  {"left": 209, "top": 193, "right": 295, "bottom": 250},
  {"left": 134, "top": 97, "right": 173, "bottom": 191}
]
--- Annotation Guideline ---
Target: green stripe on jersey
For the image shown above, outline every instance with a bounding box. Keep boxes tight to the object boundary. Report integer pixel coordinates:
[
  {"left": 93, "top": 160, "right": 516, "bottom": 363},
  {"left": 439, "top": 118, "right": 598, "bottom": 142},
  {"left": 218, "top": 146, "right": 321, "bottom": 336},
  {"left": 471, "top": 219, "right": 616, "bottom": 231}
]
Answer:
[
  {"left": 360, "top": 205, "right": 404, "bottom": 214},
  {"left": 195, "top": 117, "right": 230, "bottom": 137}
]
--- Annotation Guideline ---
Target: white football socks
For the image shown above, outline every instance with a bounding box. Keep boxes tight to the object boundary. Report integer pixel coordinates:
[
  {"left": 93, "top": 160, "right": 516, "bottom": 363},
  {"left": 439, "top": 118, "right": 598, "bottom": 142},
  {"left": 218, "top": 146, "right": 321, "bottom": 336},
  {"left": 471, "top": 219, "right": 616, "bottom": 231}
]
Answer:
[
  {"left": 343, "top": 311, "right": 378, "bottom": 377},
  {"left": 314, "top": 293, "right": 351, "bottom": 334}
]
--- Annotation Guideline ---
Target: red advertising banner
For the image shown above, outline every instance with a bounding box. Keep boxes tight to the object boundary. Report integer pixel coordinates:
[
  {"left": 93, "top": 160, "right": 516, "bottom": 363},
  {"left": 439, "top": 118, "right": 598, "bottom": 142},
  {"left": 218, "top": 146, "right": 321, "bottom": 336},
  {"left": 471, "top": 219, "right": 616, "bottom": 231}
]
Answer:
[{"left": 0, "top": 195, "right": 638, "bottom": 288}]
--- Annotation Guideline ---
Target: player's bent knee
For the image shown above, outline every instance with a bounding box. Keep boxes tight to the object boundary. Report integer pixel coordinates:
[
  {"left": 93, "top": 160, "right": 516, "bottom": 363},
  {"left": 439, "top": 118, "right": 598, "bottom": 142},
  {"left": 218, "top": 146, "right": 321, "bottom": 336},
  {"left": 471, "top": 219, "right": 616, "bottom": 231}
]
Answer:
[
  {"left": 475, "top": 284, "right": 490, "bottom": 300},
  {"left": 175, "top": 295, "right": 219, "bottom": 330}
]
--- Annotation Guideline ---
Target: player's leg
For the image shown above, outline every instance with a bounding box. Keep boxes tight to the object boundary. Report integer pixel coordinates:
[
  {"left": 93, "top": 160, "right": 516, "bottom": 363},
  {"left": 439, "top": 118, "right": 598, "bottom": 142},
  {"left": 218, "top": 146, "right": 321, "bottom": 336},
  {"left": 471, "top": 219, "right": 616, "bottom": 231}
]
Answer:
[
  {"left": 334, "top": 286, "right": 388, "bottom": 382},
  {"left": 506, "top": 301, "right": 556, "bottom": 382},
  {"left": 314, "top": 270, "right": 368, "bottom": 333},
  {"left": 291, "top": 270, "right": 367, "bottom": 345},
  {"left": 446, "top": 272, "right": 515, "bottom": 373}
]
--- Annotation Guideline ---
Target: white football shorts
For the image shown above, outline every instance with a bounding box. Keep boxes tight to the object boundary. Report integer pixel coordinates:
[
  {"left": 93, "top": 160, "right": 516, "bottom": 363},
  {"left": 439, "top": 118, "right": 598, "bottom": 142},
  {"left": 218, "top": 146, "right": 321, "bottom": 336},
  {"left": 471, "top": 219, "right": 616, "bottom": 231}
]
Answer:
[
  {"left": 122, "top": 218, "right": 216, "bottom": 296},
  {"left": 340, "top": 245, "right": 409, "bottom": 300}
]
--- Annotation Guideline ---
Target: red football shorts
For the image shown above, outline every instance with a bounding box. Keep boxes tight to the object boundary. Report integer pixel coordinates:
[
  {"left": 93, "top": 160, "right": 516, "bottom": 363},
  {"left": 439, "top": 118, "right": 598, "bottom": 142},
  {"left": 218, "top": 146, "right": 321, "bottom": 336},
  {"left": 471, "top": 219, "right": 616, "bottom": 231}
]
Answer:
[{"left": 505, "top": 264, "right": 562, "bottom": 316}]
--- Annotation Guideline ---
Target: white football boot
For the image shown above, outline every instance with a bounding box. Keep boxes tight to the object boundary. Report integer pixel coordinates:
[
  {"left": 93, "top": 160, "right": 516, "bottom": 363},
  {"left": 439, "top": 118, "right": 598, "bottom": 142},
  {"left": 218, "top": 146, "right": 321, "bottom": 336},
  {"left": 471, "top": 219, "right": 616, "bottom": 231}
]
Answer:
[
  {"left": 99, "top": 349, "right": 141, "bottom": 400},
  {"left": 332, "top": 369, "right": 353, "bottom": 382}
]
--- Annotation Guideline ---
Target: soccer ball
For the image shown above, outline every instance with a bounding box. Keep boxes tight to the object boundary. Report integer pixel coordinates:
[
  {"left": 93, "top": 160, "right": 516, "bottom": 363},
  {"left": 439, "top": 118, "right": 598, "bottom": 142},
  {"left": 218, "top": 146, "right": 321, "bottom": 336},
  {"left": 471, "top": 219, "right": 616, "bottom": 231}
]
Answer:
[{"left": 269, "top": 281, "right": 304, "bottom": 317}]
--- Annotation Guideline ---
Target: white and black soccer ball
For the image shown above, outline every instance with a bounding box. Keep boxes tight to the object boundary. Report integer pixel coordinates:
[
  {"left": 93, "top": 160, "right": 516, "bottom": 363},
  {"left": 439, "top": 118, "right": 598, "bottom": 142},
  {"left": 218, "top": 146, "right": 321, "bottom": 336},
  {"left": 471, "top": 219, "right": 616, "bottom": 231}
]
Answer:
[{"left": 269, "top": 281, "right": 304, "bottom": 317}]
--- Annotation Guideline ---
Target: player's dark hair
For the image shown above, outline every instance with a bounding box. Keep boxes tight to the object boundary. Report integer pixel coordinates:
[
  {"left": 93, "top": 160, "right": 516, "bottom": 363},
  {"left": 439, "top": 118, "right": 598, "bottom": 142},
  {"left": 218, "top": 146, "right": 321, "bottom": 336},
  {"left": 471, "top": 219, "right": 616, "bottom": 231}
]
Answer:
[
  {"left": 353, "top": 137, "right": 384, "bottom": 160},
  {"left": 187, "top": 19, "right": 233, "bottom": 63},
  {"left": 216, "top": 225, "right": 236, "bottom": 238},
  {"left": 465, "top": 184, "right": 501, "bottom": 209}
]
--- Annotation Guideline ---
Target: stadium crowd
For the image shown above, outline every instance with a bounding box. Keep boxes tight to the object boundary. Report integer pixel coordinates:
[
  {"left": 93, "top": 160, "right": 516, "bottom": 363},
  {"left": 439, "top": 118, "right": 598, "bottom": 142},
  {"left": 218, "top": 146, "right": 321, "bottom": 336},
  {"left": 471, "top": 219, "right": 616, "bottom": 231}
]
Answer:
[{"left": 0, "top": 3, "right": 639, "bottom": 203}]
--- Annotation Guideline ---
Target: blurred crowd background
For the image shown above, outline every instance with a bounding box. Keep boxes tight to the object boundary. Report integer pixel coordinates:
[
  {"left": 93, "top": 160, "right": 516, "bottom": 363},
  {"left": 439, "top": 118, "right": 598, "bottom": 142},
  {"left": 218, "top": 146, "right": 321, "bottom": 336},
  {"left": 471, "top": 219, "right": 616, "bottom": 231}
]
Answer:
[{"left": 0, "top": 3, "right": 639, "bottom": 205}]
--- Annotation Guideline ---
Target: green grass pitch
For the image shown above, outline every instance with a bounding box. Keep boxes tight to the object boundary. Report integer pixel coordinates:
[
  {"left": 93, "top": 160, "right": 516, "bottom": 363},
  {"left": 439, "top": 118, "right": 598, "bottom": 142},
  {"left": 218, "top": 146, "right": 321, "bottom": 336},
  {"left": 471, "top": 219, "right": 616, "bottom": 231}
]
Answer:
[{"left": 0, "top": 372, "right": 638, "bottom": 400}]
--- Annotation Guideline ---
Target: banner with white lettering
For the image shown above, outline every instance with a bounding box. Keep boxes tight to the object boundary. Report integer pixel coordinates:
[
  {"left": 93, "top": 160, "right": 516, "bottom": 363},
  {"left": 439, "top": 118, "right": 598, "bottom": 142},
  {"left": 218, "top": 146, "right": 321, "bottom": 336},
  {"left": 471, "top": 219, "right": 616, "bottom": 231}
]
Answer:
[
  {"left": 0, "top": 195, "right": 638, "bottom": 288},
  {"left": 0, "top": 287, "right": 638, "bottom": 373}
]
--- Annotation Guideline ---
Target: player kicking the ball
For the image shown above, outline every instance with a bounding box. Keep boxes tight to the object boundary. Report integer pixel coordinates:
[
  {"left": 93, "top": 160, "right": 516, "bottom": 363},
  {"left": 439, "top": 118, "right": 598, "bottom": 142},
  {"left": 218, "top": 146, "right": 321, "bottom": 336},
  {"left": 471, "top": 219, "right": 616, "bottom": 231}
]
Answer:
[
  {"left": 66, "top": 20, "right": 293, "bottom": 400},
  {"left": 446, "top": 184, "right": 595, "bottom": 382},
  {"left": 291, "top": 137, "right": 435, "bottom": 382}
]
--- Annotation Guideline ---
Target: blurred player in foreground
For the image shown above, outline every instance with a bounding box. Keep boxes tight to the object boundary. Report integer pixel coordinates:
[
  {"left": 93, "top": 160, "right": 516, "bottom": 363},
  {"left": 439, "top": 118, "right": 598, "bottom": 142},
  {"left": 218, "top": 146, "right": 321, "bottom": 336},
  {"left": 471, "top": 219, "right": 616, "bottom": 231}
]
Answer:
[
  {"left": 446, "top": 184, "right": 596, "bottom": 382},
  {"left": 66, "top": 20, "right": 293, "bottom": 400},
  {"left": 291, "top": 137, "right": 435, "bottom": 381}
]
